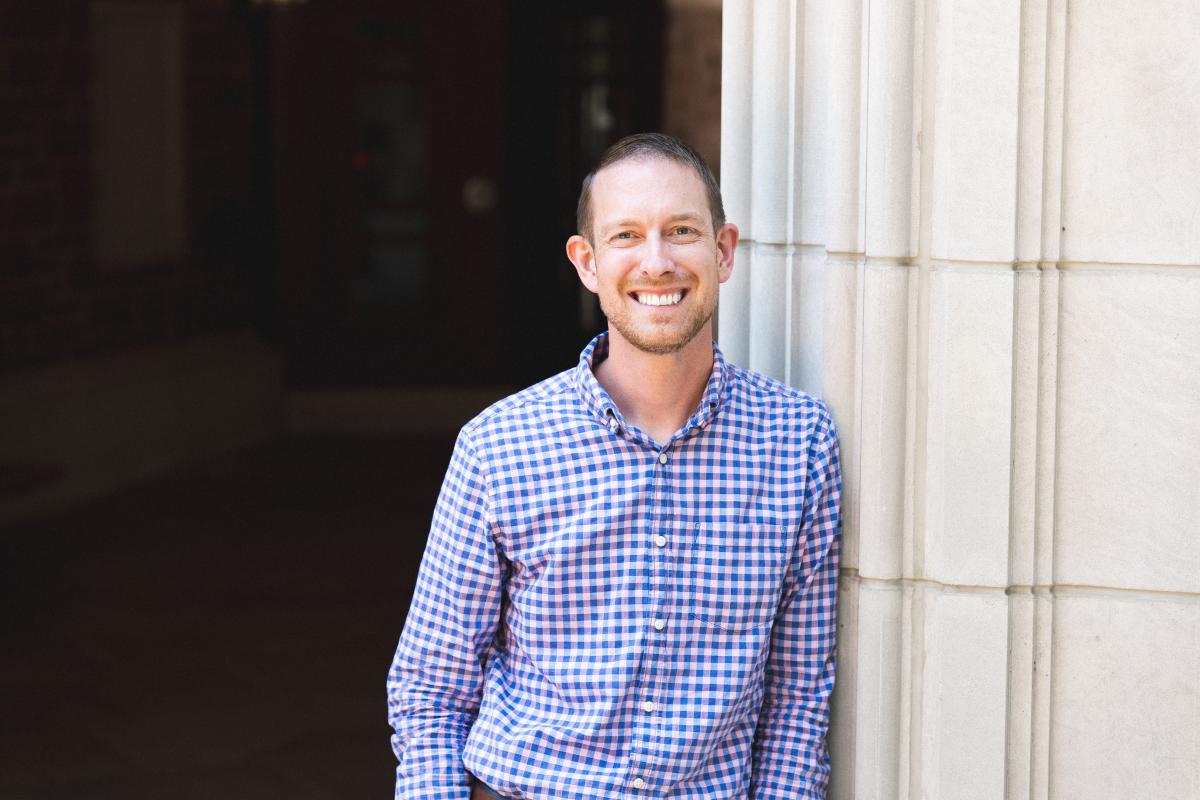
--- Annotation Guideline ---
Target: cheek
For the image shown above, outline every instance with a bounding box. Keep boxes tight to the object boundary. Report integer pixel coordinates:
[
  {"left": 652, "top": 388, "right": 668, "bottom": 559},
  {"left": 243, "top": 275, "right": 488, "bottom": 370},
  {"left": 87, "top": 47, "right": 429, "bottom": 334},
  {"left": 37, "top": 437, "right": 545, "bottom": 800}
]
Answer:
[{"left": 598, "top": 263, "right": 633, "bottom": 294}]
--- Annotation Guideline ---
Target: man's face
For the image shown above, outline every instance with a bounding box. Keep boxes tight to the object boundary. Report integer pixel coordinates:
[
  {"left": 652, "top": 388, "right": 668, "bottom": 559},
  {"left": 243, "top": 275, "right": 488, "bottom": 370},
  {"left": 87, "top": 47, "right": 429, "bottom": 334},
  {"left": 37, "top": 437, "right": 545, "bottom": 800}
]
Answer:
[{"left": 567, "top": 157, "right": 737, "bottom": 355}]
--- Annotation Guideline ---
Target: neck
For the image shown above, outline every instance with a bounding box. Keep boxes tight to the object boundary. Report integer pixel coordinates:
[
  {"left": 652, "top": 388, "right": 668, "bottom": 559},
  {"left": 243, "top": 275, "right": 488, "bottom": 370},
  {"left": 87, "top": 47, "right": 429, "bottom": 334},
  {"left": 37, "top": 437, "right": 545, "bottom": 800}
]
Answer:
[{"left": 594, "top": 326, "right": 714, "bottom": 445}]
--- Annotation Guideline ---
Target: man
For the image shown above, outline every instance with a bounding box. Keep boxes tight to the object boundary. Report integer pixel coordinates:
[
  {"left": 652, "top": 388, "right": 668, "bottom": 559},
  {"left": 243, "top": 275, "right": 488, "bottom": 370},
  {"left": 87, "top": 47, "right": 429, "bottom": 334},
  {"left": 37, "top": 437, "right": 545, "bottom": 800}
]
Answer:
[{"left": 387, "top": 133, "right": 841, "bottom": 799}]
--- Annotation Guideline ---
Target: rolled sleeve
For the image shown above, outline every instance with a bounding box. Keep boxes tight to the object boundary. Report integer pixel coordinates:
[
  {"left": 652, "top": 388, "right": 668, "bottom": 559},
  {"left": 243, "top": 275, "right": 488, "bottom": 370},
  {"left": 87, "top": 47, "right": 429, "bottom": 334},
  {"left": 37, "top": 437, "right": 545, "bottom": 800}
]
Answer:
[{"left": 387, "top": 431, "right": 504, "bottom": 800}]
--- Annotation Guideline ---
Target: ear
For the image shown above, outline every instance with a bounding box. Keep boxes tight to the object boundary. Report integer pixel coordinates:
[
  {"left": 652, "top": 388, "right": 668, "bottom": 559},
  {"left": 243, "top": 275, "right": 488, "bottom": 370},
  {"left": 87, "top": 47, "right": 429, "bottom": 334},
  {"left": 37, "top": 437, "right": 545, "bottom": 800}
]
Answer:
[
  {"left": 566, "top": 235, "right": 599, "bottom": 293},
  {"left": 715, "top": 223, "right": 739, "bottom": 283}
]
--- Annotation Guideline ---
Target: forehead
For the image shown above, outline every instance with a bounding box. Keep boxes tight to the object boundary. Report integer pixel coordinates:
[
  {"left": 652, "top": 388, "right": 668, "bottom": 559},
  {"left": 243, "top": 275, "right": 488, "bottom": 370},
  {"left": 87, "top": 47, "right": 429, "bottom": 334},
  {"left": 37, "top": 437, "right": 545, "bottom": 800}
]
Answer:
[{"left": 590, "top": 156, "right": 709, "bottom": 227}]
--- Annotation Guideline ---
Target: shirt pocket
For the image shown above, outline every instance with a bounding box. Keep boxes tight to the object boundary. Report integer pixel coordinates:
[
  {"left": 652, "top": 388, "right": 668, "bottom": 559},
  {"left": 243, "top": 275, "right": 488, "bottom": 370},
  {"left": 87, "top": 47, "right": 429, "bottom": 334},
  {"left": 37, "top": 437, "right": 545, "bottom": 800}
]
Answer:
[{"left": 687, "top": 523, "right": 792, "bottom": 633}]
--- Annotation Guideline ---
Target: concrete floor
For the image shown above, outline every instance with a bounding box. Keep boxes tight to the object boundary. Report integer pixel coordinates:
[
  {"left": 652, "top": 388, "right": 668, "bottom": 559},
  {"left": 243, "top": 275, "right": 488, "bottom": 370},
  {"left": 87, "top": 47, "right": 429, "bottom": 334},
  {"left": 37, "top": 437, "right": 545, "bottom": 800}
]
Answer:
[{"left": 0, "top": 434, "right": 454, "bottom": 799}]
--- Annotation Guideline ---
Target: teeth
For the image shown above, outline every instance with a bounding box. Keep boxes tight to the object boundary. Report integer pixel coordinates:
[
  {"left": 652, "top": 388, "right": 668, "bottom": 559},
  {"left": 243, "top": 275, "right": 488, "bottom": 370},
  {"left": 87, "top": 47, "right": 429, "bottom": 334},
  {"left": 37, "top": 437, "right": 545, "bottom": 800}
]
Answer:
[{"left": 635, "top": 291, "right": 683, "bottom": 306}]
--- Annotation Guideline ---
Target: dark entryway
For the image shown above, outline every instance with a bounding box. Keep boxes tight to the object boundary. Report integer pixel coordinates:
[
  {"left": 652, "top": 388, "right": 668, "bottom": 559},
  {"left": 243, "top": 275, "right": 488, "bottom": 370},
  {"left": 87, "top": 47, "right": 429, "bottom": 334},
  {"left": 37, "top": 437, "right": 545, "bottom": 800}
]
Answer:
[
  {"left": 265, "top": 1, "right": 664, "bottom": 389},
  {"left": 1, "top": 434, "right": 453, "bottom": 798},
  {"left": 0, "top": 1, "right": 716, "bottom": 795}
]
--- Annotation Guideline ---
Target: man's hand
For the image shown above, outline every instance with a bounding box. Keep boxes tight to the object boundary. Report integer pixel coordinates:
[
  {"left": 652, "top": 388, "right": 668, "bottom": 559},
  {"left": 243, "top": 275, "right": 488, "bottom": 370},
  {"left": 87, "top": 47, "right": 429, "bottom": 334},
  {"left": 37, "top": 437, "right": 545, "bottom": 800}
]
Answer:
[{"left": 470, "top": 780, "right": 501, "bottom": 800}]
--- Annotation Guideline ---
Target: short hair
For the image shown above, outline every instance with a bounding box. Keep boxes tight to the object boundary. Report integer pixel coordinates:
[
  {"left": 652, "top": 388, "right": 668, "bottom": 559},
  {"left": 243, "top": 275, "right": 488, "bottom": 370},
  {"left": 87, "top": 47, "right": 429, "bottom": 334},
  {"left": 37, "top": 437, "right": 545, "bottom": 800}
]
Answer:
[{"left": 576, "top": 132, "right": 725, "bottom": 243}]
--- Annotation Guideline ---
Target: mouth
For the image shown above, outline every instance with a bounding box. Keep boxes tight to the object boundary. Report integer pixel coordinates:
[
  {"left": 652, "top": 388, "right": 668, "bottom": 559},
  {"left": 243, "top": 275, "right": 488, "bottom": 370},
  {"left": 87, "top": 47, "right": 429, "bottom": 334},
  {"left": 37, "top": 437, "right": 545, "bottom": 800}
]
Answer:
[{"left": 631, "top": 289, "right": 687, "bottom": 307}]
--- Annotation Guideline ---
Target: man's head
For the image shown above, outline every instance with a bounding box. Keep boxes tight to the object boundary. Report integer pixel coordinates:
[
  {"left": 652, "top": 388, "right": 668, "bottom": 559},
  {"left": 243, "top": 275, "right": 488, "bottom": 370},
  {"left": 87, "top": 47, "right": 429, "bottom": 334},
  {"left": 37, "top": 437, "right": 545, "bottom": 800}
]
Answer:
[
  {"left": 566, "top": 133, "right": 738, "bottom": 356},
  {"left": 576, "top": 133, "right": 726, "bottom": 246}
]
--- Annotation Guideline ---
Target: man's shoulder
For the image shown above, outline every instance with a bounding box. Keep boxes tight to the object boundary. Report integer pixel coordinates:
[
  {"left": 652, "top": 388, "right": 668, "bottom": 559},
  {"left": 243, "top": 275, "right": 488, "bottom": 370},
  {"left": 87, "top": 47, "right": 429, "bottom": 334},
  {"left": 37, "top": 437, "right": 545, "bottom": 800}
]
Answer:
[
  {"left": 459, "top": 367, "right": 578, "bottom": 441},
  {"left": 725, "top": 361, "right": 832, "bottom": 423}
]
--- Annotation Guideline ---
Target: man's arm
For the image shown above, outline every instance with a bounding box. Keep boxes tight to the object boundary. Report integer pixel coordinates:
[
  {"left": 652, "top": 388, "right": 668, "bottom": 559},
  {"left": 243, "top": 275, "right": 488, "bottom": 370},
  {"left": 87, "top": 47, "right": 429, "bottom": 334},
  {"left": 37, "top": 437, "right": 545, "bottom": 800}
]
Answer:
[
  {"left": 751, "top": 406, "right": 842, "bottom": 800},
  {"left": 387, "top": 431, "right": 504, "bottom": 800}
]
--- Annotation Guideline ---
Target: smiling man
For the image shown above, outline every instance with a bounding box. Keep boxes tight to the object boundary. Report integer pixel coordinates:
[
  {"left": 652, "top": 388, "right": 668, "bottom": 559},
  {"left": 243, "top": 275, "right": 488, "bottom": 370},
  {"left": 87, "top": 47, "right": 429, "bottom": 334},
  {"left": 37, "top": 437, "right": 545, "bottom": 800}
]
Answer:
[{"left": 387, "top": 133, "right": 842, "bottom": 800}]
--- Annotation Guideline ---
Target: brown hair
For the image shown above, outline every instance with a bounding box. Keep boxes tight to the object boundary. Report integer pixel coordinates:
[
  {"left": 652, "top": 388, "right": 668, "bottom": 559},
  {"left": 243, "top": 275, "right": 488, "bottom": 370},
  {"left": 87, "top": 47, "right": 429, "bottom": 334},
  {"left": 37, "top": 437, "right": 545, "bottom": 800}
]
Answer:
[{"left": 576, "top": 132, "right": 725, "bottom": 242}]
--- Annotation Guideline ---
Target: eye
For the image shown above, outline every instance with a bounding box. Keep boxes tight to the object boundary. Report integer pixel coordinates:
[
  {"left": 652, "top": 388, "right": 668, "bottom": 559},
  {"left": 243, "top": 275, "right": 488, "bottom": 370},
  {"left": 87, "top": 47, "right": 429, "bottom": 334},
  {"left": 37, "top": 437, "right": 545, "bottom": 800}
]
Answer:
[{"left": 671, "top": 225, "right": 700, "bottom": 239}]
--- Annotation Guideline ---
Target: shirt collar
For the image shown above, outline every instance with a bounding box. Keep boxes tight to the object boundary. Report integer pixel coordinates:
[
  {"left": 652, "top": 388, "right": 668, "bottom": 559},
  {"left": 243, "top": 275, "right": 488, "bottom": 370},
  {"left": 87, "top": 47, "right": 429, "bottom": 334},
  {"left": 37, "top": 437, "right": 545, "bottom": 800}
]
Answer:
[{"left": 573, "top": 332, "right": 729, "bottom": 439}]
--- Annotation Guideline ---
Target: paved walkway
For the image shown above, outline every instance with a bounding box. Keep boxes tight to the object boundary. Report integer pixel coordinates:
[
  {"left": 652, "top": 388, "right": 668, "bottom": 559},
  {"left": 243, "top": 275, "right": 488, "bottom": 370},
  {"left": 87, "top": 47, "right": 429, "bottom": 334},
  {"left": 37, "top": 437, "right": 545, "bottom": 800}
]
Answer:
[{"left": 1, "top": 434, "right": 453, "bottom": 799}]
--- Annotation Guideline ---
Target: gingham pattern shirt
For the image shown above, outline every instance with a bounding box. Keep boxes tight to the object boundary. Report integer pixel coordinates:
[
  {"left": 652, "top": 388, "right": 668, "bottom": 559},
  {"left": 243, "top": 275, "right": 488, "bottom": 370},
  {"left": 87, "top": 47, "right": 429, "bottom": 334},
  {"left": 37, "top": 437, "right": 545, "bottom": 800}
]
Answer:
[{"left": 388, "top": 333, "right": 841, "bottom": 800}]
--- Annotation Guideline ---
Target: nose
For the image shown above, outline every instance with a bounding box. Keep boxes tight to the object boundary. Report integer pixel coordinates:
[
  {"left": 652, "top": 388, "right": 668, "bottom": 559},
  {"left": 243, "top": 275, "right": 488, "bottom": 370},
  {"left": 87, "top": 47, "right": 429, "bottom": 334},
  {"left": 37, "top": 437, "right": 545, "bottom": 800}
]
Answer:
[{"left": 639, "top": 233, "right": 675, "bottom": 277}]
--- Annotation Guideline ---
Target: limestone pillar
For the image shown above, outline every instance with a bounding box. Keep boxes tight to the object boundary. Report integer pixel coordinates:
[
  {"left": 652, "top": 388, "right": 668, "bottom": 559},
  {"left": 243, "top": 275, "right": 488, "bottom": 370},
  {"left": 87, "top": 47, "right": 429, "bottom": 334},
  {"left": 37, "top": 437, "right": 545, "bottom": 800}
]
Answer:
[{"left": 719, "top": 1, "right": 1200, "bottom": 797}]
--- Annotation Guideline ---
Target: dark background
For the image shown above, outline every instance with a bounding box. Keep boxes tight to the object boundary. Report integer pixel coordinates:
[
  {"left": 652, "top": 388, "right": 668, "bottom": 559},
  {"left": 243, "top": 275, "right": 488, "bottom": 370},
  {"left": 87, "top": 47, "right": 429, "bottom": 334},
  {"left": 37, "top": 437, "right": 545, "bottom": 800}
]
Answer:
[
  {"left": 0, "top": 0, "right": 721, "bottom": 795},
  {"left": 1, "top": 0, "right": 675, "bottom": 384}
]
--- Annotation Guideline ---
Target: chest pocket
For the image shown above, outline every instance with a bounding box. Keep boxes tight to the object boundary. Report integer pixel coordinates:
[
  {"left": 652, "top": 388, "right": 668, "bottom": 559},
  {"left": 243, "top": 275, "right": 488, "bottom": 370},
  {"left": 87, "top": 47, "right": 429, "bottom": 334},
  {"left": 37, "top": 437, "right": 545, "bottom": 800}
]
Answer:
[{"left": 687, "top": 524, "right": 792, "bottom": 632}]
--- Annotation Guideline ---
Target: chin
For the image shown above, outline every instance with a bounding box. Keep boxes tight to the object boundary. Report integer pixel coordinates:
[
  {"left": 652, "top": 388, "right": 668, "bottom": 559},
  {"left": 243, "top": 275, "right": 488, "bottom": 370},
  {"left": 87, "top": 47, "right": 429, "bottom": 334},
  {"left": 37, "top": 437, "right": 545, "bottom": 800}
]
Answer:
[
  {"left": 611, "top": 320, "right": 711, "bottom": 356},
  {"left": 629, "top": 338, "right": 691, "bottom": 355}
]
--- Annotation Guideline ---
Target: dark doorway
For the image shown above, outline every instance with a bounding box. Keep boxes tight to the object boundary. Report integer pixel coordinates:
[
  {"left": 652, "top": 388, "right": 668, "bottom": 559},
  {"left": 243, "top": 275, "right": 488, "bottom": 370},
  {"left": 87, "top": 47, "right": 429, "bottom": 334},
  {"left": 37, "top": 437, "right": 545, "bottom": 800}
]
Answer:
[
  {"left": 261, "top": 0, "right": 663, "bottom": 389},
  {"left": 268, "top": 1, "right": 507, "bottom": 387},
  {"left": 502, "top": 0, "right": 665, "bottom": 386}
]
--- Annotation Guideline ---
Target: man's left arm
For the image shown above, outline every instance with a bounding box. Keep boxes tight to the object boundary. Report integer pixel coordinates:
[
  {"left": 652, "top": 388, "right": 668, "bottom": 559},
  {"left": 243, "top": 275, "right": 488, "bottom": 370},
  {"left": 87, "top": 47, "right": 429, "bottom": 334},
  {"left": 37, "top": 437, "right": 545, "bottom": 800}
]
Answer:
[{"left": 751, "top": 406, "right": 842, "bottom": 800}]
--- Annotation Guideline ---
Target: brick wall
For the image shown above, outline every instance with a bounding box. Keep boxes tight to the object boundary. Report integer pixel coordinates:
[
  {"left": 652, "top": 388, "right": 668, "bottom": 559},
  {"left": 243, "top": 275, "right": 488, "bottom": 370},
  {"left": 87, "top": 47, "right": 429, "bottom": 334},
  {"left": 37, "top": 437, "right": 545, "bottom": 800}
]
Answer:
[
  {"left": 662, "top": 0, "right": 722, "bottom": 177},
  {"left": 0, "top": 1, "right": 261, "bottom": 373}
]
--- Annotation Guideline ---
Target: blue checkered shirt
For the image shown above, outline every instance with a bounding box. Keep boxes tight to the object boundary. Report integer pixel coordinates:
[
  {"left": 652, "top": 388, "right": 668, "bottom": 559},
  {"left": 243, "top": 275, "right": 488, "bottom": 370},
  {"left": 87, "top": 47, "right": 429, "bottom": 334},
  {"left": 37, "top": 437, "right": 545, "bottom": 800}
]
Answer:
[{"left": 388, "top": 333, "right": 841, "bottom": 799}]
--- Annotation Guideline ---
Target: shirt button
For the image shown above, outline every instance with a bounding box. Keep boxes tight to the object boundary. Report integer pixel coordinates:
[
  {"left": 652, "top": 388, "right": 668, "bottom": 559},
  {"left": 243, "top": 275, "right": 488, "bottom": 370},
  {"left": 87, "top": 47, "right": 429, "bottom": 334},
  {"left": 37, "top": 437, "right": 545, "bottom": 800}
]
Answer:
[
  {"left": 642, "top": 700, "right": 655, "bottom": 713},
  {"left": 658, "top": 452, "right": 668, "bottom": 465},
  {"left": 632, "top": 777, "right": 646, "bottom": 790},
  {"left": 653, "top": 618, "right": 666, "bottom": 631},
  {"left": 653, "top": 534, "right": 667, "bottom": 548}
]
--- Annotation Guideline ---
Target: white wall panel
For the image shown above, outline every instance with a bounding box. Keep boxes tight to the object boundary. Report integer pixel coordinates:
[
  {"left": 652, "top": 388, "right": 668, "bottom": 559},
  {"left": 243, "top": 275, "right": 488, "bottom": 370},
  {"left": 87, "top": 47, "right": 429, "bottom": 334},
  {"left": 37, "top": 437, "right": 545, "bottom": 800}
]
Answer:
[
  {"left": 833, "top": 580, "right": 904, "bottom": 800},
  {"left": 791, "top": 246, "right": 829, "bottom": 396},
  {"left": 797, "top": 0, "right": 830, "bottom": 245},
  {"left": 929, "top": 0, "right": 1021, "bottom": 262},
  {"left": 821, "top": 0, "right": 864, "bottom": 254},
  {"left": 864, "top": 0, "right": 916, "bottom": 257},
  {"left": 720, "top": 0, "right": 753, "bottom": 237},
  {"left": 748, "top": 0, "right": 792, "bottom": 245},
  {"left": 856, "top": 265, "right": 909, "bottom": 581},
  {"left": 1051, "top": 594, "right": 1200, "bottom": 799},
  {"left": 921, "top": 590, "right": 1009, "bottom": 799},
  {"left": 1055, "top": 270, "right": 1200, "bottom": 593},
  {"left": 1062, "top": 0, "right": 1200, "bottom": 265},
  {"left": 922, "top": 268, "right": 1013, "bottom": 587},
  {"left": 747, "top": 245, "right": 789, "bottom": 381}
]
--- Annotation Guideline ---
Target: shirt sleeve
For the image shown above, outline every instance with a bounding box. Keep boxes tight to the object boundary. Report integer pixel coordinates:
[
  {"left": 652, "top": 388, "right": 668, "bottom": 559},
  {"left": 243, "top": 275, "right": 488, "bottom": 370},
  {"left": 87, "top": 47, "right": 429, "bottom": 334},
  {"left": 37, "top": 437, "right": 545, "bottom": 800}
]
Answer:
[
  {"left": 387, "top": 429, "right": 505, "bottom": 800},
  {"left": 751, "top": 405, "right": 842, "bottom": 800}
]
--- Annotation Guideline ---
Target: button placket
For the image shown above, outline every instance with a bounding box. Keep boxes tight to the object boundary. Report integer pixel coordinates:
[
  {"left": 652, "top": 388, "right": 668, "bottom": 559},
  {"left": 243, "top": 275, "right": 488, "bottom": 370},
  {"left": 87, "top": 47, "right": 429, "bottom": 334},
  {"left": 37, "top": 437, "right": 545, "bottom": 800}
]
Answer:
[{"left": 634, "top": 445, "right": 672, "bottom": 771}]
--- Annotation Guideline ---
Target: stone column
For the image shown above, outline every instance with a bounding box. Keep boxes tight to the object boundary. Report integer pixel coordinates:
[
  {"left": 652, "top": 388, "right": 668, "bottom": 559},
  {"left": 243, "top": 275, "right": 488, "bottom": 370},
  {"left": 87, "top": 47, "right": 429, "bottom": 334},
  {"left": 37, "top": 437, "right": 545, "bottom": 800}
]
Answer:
[{"left": 719, "top": 1, "right": 1200, "bottom": 798}]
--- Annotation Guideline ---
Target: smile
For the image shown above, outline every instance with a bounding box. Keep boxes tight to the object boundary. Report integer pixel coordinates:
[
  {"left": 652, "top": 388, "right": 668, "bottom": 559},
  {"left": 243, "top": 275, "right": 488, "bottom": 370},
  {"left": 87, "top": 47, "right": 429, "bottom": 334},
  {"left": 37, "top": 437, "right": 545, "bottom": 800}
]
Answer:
[{"left": 633, "top": 290, "right": 685, "bottom": 306}]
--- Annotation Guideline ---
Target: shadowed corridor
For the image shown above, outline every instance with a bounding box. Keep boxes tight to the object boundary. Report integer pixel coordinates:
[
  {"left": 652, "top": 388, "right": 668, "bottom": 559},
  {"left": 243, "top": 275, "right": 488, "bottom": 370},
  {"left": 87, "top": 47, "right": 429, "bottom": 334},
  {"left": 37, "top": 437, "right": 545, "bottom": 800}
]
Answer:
[{"left": 2, "top": 434, "right": 454, "bottom": 799}]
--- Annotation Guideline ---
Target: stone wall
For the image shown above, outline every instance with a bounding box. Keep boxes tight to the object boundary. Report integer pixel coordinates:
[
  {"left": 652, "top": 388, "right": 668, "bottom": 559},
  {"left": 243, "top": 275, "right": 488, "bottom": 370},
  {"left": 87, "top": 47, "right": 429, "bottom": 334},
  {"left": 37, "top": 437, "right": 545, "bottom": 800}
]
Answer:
[{"left": 719, "top": 1, "right": 1200, "bottom": 797}]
